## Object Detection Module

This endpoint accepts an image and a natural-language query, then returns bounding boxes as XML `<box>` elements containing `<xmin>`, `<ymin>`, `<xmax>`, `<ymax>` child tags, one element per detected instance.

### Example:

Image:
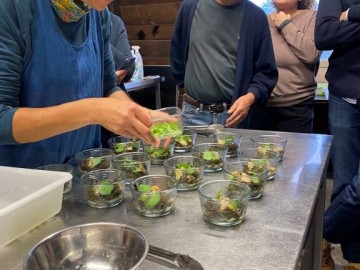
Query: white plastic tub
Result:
<box><xmin>0</xmin><ymin>166</ymin><xmax>71</xmax><ymax>248</ymax></box>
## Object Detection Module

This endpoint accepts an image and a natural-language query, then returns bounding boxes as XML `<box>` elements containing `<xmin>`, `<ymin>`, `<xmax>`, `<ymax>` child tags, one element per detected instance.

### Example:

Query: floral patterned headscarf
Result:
<box><xmin>51</xmin><ymin>0</ymin><xmax>90</xmax><ymax>22</ymax></box>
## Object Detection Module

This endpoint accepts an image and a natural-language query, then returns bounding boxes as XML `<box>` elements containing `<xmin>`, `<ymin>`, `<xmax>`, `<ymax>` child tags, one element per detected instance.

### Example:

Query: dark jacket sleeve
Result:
<box><xmin>348</xmin><ymin>4</ymin><xmax>360</xmax><ymax>22</ymax></box>
<box><xmin>230</xmin><ymin>2</ymin><xmax>278</xmax><ymax>105</ymax></box>
<box><xmin>246</xmin><ymin>10</ymin><xmax>278</xmax><ymax>105</ymax></box>
<box><xmin>170</xmin><ymin>3</ymin><xmax>186</xmax><ymax>88</ymax></box>
<box><xmin>315</xmin><ymin>0</ymin><xmax>360</xmax><ymax>50</ymax></box>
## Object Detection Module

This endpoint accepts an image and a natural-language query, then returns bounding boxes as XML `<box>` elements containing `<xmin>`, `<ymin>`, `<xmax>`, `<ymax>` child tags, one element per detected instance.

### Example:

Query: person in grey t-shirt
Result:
<box><xmin>171</xmin><ymin>0</ymin><xmax>278</xmax><ymax>128</ymax></box>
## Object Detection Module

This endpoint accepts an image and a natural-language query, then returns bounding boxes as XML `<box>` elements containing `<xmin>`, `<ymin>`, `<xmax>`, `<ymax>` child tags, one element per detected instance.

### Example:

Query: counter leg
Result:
<box><xmin>300</xmin><ymin>174</ymin><xmax>326</xmax><ymax>270</ymax></box>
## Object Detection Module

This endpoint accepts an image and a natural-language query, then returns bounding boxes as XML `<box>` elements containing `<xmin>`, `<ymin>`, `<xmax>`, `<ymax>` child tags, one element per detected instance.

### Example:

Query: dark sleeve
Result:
<box><xmin>110</xmin><ymin>13</ymin><xmax>135</xmax><ymax>81</ymax></box>
<box><xmin>0</xmin><ymin>0</ymin><xmax>33</xmax><ymax>144</ymax></box>
<box><xmin>248</xmin><ymin>13</ymin><xmax>278</xmax><ymax>105</ymax></box>
<box><xmin>348</xmin><ymin>4</ymin><xmax>360</xmax><ymax>22</ymax></box>
<box><xmin>170</xmin><ymin>4</ymin><xmax>186</xmax><ymax>88</ymax></box>
<box><xmin>315</xmin><ymin>0</ymin><xmax>360</xmax><ymax>50</ymax></box>
<box><xmin>100</xmin><ymin>9</ymin><xmax>122</xmax><ymax>96</ymax></box>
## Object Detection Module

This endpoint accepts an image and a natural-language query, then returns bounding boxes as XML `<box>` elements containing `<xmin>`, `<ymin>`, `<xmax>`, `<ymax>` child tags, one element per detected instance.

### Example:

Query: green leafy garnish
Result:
<box><xmin>88</xmin><ymin>157</ymin><xmax>102</xmax><ymax>168</ymax></box>
<box><xmin>176</xmin><ymin>162</ymin><xmax>196</xmax><ymax>175</ymax></box>
<box><xmin>97</xmin><ymin>180</ymin><xmax>114</xmax><ymax>196</ymax></box>
<box><xmin>175</xmin><ymin>135</ymin><xmax>192</xmax><ymax>146</ymax></box>
<box><xmin>151</xmin><ymin>121</ymin><xmax>181</xmax><ymax>138</ymax></box>
<box><xmin>252</xmin><ymin>175</ymin><xmax>260</xmax><ymax>184</ymax></box>
<box><xmin>215</xmin><ymin>188</ymin><xmax>224</xmax><ymax>199</ymax></box>
<box><xmin>137</xmin><ymin>184</ymin><xmax>161</xmax><ymax>208</ymax></box>
<box><xmin>115</xmin><ymin>143</ymin><xmax>126</xmax><ymax>153</ymax></box>
<box><xmin>137</xmin><ymin>183</ymin><xmax>152</xmax><ymax>192</ymax></box>
<box><xmin>218</xmin><ymin>135</ymin><xmax>234</xmax><ymax>145</ymax></box>
<box><xmin>145</xmin><ymin>193</ymin><xmax>161</xmax><ymax>208</ymax></box>
<box><xmin>259</xmin><ymin>143</ymin><xmax>272</xmax><ymax>151</ymax></box>
<box><xmin>229</xmin><ymin>199</ymin><xmax>240</xmax><ymax>210</ymax></box>
<box><xmin>202</xmin><ymin>150</ymin><xmax>221</xmax><ymax>161</ymax></box>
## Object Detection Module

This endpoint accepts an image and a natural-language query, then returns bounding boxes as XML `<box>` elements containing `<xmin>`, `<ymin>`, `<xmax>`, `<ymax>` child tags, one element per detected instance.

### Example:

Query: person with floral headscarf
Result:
<box><xmin>0</xmin><ymin>0</ymin><xmax>158</xmax><ymax>168</ymax></box>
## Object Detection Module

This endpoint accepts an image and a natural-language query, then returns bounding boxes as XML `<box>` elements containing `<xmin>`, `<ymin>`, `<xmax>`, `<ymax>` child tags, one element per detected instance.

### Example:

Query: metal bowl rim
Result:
<box><xmin>23</xmin><ymin>222</ymin><xmax>149</xmax><ymax>270</ymax></box>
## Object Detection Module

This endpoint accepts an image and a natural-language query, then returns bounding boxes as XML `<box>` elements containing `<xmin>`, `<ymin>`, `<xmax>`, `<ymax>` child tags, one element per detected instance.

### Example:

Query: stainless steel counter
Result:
<box><xmin>0</xmin><ymin>129</ymin><xmax>332</xmax><ymax>270</ymax></box>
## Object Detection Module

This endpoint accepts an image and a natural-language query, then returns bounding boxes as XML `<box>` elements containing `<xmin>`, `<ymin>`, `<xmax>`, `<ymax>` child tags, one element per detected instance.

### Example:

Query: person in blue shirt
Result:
<box><xmin>315</xmin><ymin>1</ymin><xmax>360</xmax><ymax>269</ymax></box>
<box><xmin>170</xmin><ymin>0</ymin><xmax>278</xmax><ymax>128</ymax></box>
<box><xmin>102</xmin><ymin>4</ymin><xmax>136</xmax><ymax>147</ymax></box>
<box><xmin>108</xmin><ymin>3</ymin><xmax>135</xmax><ymax>85</ymax></box>
<box><xmin>0</xmin><ymin>0</ymin><xmax>158</xmax><ymax>168</ymax></box>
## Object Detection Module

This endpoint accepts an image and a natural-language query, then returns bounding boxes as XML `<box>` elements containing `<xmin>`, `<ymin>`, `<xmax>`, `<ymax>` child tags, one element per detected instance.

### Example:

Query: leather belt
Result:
<box><xmin>183</xmin><ymin>94</ymin><xmax>231</xmax><ymax>113</ymax></box>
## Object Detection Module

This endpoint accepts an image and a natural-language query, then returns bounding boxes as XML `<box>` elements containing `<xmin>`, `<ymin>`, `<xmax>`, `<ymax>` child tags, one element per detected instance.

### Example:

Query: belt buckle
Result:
<box><xmin>208</xmin><ymin>103</ymin><xmax>227</xmax><ymax>113</ymax></box>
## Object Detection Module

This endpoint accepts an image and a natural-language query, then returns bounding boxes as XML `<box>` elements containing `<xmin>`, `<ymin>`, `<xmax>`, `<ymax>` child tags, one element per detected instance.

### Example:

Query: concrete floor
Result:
<box><xmin>325</xmin><ymin>178</ymin><xmax>348</xmax><ymax>269</ymax></box>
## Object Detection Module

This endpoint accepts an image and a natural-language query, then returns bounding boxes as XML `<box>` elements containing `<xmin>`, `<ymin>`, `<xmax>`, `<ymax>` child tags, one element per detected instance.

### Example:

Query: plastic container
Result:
<box><xmin>0</xmin><ymin>166</ymin><xmax>71</xmax><ymax>248</ymax></box>
<box><xmin>131</xmin><ymin>45</ymin><xmax>144</xmax><ymax>80</ymax></box>
<box><xmin>37</xmin><ymin>164</ymin><xmax>73</xmax><ymax>193</ymax></box>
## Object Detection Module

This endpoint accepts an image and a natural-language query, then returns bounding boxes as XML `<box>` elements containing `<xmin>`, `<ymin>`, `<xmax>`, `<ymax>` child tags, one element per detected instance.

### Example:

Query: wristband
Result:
<box><xmin>278</xmin><ymin>19</ymin><xmax>291</xmax><ymax>32</ymax></box>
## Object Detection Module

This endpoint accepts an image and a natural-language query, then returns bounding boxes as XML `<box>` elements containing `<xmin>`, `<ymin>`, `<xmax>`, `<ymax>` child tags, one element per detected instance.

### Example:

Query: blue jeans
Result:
<box><xmin>323</xmin><ymin>94</ymin><xmax>360</xmax><ymax>262</ymax></box>
<box><xmin>182</xmin><ymin>101</ymin><xmax>229</xmax><ymax>126</ymax></box>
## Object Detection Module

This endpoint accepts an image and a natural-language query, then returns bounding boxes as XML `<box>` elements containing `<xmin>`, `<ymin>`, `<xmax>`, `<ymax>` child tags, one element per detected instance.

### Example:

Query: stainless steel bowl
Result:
<box><xmin>24</xmin><ymin>222</ymin><xmax>149</xmax><ymax>270</ymax></box>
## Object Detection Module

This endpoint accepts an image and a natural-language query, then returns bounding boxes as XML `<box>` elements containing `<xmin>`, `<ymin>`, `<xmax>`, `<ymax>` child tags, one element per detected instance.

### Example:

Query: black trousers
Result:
<box><xmin>248</xmin><ymin>97</ymin><xmax>315</xmax><ymax>133</ymax></box>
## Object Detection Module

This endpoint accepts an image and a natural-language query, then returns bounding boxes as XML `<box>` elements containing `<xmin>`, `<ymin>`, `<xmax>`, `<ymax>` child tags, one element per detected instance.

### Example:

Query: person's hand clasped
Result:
<box><xmin>340</xmin><ymin>10</ymin><xmax>348</xmax><ymax>21</ymax></box>
<box><xmin>270</xmin><ymin>11</ymin><xmax>291</xmax><ymax>28</ymax></box>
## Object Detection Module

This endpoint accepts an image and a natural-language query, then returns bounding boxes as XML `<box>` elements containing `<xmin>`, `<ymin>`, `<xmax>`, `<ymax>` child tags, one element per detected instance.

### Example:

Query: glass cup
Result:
<box><xmin>108</xmin><ymin>136</ymin><xmax>141</xmax><ymax>155</ymax></box>
<box><xmin>239</xmin><ymin>148</ymin><xmax>280</xmax><ymax>180</ymax></box>
<box><xmin>80</xmin><ymin>169</ymin><xmax>126</xmax><ymax>208</ymax></box>
<box><xmin>112</xmin><ymin>152</ymin><xmax>151</xmax><ymax>185</ymax></box>
<box><xmin>198</xmin><ymin>180</ymin><xmax>251</xmax><ymax>226</ymax></box>
<box><xmin>174</xmin><ymin>129</ymin><xmax>197</xmax><ymax>153</ymax></box>
<box><xmin>143</xmin><ymin>141</ymin><xmax>175</xmax><ymax>165</ymax></box>
<box><xmin>209</xmin><ymin>131</ymin><xmax>242</xmax><ymax>158</ymax></box>
<box><xmin>223</xmin><ymin>161</ymin><xmax>268</xmax><ymax>199</ymax></box>
<box><xmin>130</xmin><ymin>175</ymin><xmax>178</xmax><ymax>217</ymax></box>
<box><xmin>251</xmin><ymin>135</ymin><xmax>287</xmax><ymax>162</ymax></box>
<box><xmin>75</xmin><ymin>148</ymin><xmax>113</xmax><ymax>174</ymax></box>
<box><xmin>163</xmin><ymin>156</ymin><xmax>204</xmax><ymax>191</ymax></box>
<box><xmin>192</xmin><ymin>143</ymin><xmax>228</xmax><ymax>172</ymax></box>
<box><xmin>150</xmin><ymin>107</ymin><xmax>183</xmax><ymax>139</ymax></box>
<box><xmin>37</xmin><ymin>164</ymin><xmax>73</xmax><ymax>194</ymax></box>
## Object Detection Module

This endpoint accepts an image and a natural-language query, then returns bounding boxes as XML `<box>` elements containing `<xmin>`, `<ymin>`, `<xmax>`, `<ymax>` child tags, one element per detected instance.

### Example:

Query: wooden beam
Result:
<box><xmin>119</xmin><ymin>3</ymin><xmax>181</xmax><ymax>24</ymax></box>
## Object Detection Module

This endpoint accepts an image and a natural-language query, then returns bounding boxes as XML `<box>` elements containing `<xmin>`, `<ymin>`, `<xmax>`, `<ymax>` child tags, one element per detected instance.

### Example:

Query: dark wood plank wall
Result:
<box><xmin>112</xmin><ymin>0</ymin><xmax>183</xmax><ymax>65</ymax></box>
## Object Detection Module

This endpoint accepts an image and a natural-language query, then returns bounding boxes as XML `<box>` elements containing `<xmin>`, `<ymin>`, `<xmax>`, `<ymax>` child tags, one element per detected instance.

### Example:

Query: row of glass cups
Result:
<box><xmin>74</xmin><ymin>149</ymin><xmax>280</xmax><ymax>225</ymax></box>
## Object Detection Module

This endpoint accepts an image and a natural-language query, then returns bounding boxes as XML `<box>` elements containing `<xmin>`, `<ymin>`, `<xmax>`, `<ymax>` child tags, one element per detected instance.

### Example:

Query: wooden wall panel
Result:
<box><xmin>112</xmin><ymin>0</ymin><xmax>182</xmax><ymax>66</ymax></box>
<box><xmin>119</xmin><ymin>3</ymin><xmax>181</xmax><ymax>25</ymax></box>
<box><xmin>130</xmin><ymin>40</ymin><xmax>170</xmax><ymax>58</ymax></box>
<box><xmin>142</xmin><ymin>58</ymin><xmax>170</xmax><ymax>65</ymax></box>
<box><xmin>126</xmin><ymin>25</ymin><xmax>174</xmax><ymax>40</ymax></box>
<box><xmin>119</xmin><ymin>0</ymin><xmax>181</xmax><ymax>5</ymax></box>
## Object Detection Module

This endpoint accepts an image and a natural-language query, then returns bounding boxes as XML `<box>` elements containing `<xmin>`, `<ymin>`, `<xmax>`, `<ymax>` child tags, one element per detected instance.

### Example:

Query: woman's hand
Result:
<box><xmin>96</xmin><ymin>92</ymin><xmax>157</xmax><ymax>145</ymax></box>
<box><xmin>115</xmin><ymin>70</ymin><xmax>128</xmax><ymax>85</ymax></box>
<box><xmin>340</xmin><ymin>10</ymin><xmax>348</xmax><ymax>21</ymax></box>
<box><xmin>270</xmin><ymin>11</ymin><xmax>291</xmax><ymax>28</ymax></box>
